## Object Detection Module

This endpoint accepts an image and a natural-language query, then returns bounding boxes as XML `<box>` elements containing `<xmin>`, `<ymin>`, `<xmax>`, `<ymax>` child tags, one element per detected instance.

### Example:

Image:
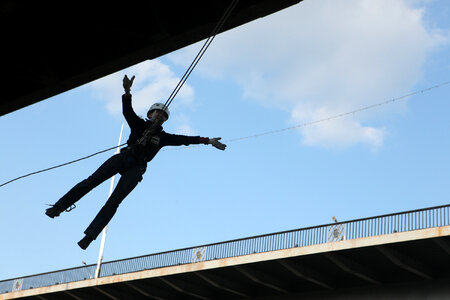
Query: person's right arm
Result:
<box><xmin>122</xmin><ymin>93</ymin><xmax>143</xmax><ymax>129</ymax></box>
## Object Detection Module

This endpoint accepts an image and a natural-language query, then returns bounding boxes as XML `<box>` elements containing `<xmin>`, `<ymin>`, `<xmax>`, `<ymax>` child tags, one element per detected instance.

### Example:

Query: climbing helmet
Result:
<box><xmin>147</xmin><ymin>103</ymin><xmax>170</xmax><ymax>120</ymax></box>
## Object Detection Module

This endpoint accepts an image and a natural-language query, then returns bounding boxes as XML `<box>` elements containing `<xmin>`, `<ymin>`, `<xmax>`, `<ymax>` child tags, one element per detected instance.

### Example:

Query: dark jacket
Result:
<box><xmin>121</xmin><ymin>94</ymin><xmax>206</xmax><ymax>162</ymax></box>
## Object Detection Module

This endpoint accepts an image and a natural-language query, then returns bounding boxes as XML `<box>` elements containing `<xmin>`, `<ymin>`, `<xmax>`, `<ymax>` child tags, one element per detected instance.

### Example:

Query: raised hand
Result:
<box><xmin>123</xmin><ymin>75</ymin><xmax>135</xmax><ymax>94</ymax></box>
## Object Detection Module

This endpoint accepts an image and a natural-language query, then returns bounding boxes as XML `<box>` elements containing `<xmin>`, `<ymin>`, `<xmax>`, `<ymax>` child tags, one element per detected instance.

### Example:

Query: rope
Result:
<box><xmin>163</xmin><ymin>0</ymin><xmax>239</xmax><ymax>110</ymax></box>
<box><xmin>1</xmin><ymin>84</ymin><xmax>448</xmax><ymax>189</ymax></box>
<box><xmin>0</xmin><ymin>143</ymin><xmax>127</xmax><ymax>188</ymax></box>
<box><xmin>224</xmin><ymin>80</ymin><xmax>450</xmax><ymax>143</ymax></box>
<box><xmin>162</xmin><ymin>80</ymin><xmax>450</xmax><ymax>151</ymax></box>
<box><xmin>139</xmin><ymin>0</ymin><xmax>239</xmax><ymax>149</ymax></box>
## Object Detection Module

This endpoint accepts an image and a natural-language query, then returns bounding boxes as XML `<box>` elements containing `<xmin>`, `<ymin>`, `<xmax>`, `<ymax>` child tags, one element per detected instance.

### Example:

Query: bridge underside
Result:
<box><xmin>7</xmin><ymin>227</ymin><xmax>450</xmax><ymax>300</ymax></box>
<box><xmin>0</xmin><ymin>0</ymin><xmax>301</xmax><ymax>116</ymax></box>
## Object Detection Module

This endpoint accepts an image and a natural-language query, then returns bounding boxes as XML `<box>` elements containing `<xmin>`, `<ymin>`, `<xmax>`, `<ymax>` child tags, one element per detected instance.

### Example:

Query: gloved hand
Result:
<box><xmin>209</xmin><ymin>137</ymin><xmax>226</xmax><ymax>151</ymax></box>
<box><xmin>123</xmin><ymin>75</ymin><xmax>135</xmax><ymax>94</ymax></box>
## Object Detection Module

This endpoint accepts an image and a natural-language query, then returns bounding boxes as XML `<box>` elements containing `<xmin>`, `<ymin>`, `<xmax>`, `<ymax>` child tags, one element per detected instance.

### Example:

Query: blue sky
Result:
<box><xmin>1</xmin><ymin>0</ymin><xmax>449</xmax><ymax>280</ymax></box>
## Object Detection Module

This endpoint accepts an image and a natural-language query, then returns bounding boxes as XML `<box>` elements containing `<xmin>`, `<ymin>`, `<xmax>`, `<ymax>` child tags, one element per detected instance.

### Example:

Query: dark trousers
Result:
<box><xmin>54</xmin><ymin>151</ymin><xmax>146</xmax><ymax>240</ymax></box>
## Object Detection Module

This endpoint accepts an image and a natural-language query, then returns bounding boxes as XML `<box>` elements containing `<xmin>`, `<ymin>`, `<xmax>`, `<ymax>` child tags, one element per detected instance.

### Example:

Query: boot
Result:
<box><xmin>45</xmin><ymin>205</ymin><xmax>63</xmax><ymax>218</ymax></box>
<box><xmin>78</xmin><ymin>235</ymin><xmax>94</xmax><ymax>250</ymax></box>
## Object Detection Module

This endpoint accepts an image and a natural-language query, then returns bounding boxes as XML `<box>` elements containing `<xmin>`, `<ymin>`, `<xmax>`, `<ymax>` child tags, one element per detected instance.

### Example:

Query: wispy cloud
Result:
<box><xmin>169</xmin><ymin>0</ymin><xmax>447</xmax><ymax>149</ymax></box>
<box><xmin>172</xmin><ymin>113</ymin><xmax>198</xmax><ymax>136</ymax></box>
<box><xmin>89</xmin><ymin>59</ymin><xmax>194</xmax><ymax>117</ymax></box>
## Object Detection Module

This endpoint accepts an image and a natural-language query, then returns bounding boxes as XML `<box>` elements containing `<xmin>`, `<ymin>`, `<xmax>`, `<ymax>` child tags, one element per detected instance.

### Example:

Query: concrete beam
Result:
<box><xmin>124</xmin><ymin>282</ymin><xmax>170</xmax><ymax>300</ymax></box>
<box><xmin>159</xmin><ymin>277</ymin><xmax>211</xmax><ymax>300</ymax></box>
<box><xmin>278</xmin><ymin>260</ymin><xmax>334</xmax><ymax>289</ymax></box>
<box><xmin>195</xmin><ymin>272</ymin><xmax>250</xmax><ymax>298</ymax></box>
<box><xmin>324</xmin><ymin>253</ymin><xmax>380</xmax><ymax>284</ymax></box>
<box><xmin>123</xmin><ymin>282</ymin><xmax>153</xmax><ymax>299</ymax></box>
<box><xmin>93</xmin><ymin>286</ymin><xmax>119</xmax><ymax>300</ymax></box>
<box><xmin>64</xmin><ymin>291</ymin><xmax>83</xmax><ymax>300</ymax></box>
<box><xmin>234</xmin><ymin>265</ymin><xmax>289</xmax><ymax>294</ymax></box>
<box><xmin>376</xmin><ymin>246</ymin><xmax>432</xmax><ymax>280</ymax></box>
<box><xmin>434</xmin><ymin>237</ymin><xmax>450</xmax><ymax>255</ymax></box>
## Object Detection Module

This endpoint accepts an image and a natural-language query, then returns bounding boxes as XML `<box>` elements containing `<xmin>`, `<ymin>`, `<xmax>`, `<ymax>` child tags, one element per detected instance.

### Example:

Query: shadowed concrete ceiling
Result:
<box><xmin>0</xmin><ymin>0</ymin><xmax>301</xmax><ymax>116</ymax></box>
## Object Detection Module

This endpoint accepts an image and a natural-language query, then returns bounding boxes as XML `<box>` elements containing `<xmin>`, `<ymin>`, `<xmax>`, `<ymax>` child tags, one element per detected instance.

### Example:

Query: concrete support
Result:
<box><xmin>376</xmin><ymin>246</ymin><xmax>432</xmax><ymax>279</ymax></box>
<box><xmin>124</xmin><ymin>282</ymin><xmax>170</xmax><ymax>300</ymax></box>
<box><xmin>278</xmin><ymin>260</ymin><xmax>334</xmax><ymax>289</ymax></box>
<box><xmin>195</xmin><ymin>272</ymin><xmax>249</xmax><ymax>298</ymax></box>
<box><xmin>123</xmin><ymin>282</ymin><xmax>154</xmax><ymax>299</ymax></box>
<box><xmin>159</xmin><ymin>277</ymin><xmax>210</xmax><ymax>300</ymax></box>
<box><xmin>324</xmin><ymin>253</ymin><xmax>380</xmax><ymax>284</ymax></box>
<box><xmin>254</xmin><ymin>279</ymin><xmax>450</xmax><ymax>300</ymax></box>
<box><xmin>434</xmin><ymin>237</ymin><xmax>450</xmax><ymax>255</ymax></box>
<box><xmin>93</xmin><ymin>286</ymin><xmax>119</xmax><ymax>300</ymax></box>
<box><xmin>64</xmin><ymin>291</ymin><xmax>83</xmax><ymax>300</ymax></box>
<box><xmin>234</xmin><ymin>265</ymin><xmax>289</xmax><ymax>294</ymax></box>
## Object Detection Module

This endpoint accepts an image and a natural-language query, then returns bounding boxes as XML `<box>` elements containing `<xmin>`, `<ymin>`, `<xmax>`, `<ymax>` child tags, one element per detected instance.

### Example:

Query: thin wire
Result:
<box><xmin>0</xmin><ymin>143</ymin><xmax>127</xmax><ymax>188</ymax></box>
<box><xmin>1</xmin><ymin>81</ymin><xmax>448</xmax><ymax>187</ymax></box>
<box><xmin>225</xmin><ymin>80</ymin><xmax>450</xmax><ymax>143</ymax></box>
<box><xmin>164</xmin><ymin>0</ymin><xmax>239</xmax><ymax>109</ymax></box>
<box><xmin>163</xmin><ymin>80</ymin><xmax>450</xmax><ymax>151</ymax></box>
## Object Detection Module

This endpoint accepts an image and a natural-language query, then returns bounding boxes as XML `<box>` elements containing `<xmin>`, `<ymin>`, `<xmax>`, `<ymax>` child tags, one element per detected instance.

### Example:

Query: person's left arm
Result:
<box><xmin>160</xmin><ymin>132</ymin><xmax>226</xmax><ymax>150</ymax></box>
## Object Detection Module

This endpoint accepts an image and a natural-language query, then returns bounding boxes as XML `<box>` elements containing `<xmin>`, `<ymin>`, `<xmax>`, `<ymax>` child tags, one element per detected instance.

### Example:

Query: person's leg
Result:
<box><xmin>46</xmin><ymin>153</ymin><xmax>124</xmax><ymax>218</ymax></box>
<box><xmin>78</xmin><ymin>164</ymin><xmax>144</xmax><ymax>249</ymax></box>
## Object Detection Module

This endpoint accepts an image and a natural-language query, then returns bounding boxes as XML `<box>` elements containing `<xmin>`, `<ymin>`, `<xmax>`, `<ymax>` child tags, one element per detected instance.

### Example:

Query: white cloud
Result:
<box><xmin>169</xmin><ymin>0</ymin><xmax>446</xmax><ymax>148</ymax></box>
<box><xmin>298</xmin><ymin>113</ymin><xmax>386</xmax><ymax>150</ymax></box>
<box><xmin>171</xmin><ymin>113</ymin><xmax>198</xmax><ymax>136</ymax></box>
<box><xmin>89</xmin><ymin>59</ymin><xmax>194</xmax><ymax>117</ymax></box>
<box><xmin>175</xmin><ymin>124</ymin><xmax>197</xmax><ymax>136</ymax></box>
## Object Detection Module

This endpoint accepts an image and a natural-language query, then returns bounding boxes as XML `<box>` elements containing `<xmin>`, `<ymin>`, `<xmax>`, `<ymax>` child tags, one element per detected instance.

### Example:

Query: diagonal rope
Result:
<box><xmin>164</xmin><ymin>0</ymin><xmax>239</xmax><ymax>109</ymax></box>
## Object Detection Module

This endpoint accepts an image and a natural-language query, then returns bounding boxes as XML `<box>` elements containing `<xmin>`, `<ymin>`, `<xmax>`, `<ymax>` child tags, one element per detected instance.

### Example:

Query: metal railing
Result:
<box><xmin>1</xmin><ymin>204</ymin><xmax>449</xmax><ymax>294</ymax></box>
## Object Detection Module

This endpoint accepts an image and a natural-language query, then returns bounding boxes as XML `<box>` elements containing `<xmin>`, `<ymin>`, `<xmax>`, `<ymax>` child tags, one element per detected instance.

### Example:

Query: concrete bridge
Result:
<box><xmin>1</xmin><ymin>204</ymin><xmax>449</xmax><ymax>299</ymax></box>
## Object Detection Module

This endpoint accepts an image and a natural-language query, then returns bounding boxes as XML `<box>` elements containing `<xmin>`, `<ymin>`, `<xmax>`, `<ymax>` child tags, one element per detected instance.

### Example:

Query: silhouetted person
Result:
<box><xmin>46</xmin><ymin>75</ymin><xmax>226</xmax><ymax>249</ymax></box>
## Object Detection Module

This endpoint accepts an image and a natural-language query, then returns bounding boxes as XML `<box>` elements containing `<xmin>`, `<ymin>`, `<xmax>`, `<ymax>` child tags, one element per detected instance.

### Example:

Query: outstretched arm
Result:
<box><xmin>161</xmin><ymin>134</ymin><xmax>227</xmax><ymax>150</ymax></box>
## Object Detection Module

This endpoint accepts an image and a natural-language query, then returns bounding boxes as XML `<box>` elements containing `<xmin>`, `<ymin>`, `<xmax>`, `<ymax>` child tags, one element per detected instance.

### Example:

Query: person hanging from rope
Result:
<box><xmin>45</xmin><ymin>75</ymin><xmax>226</xmax><ymax>250</ymax></box>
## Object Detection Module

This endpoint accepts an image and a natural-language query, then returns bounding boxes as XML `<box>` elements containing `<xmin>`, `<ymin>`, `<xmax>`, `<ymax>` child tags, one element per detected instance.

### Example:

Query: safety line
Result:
<box><xmin>164</xmin><ymin>0</ymin><xmax>239</xmax><ymax>109</ymax></box>
<box><xmin>0</xmin><ymin>143</ymin><xmax>126</xmax><ymax>188</ymax></box>
<box><xmin>225</xmin><ymin>80</ymin><xmax>450</xmax><ymax>143</ymax></box>
<box><xmin>164</xmin><ymin>80</ymin><xmax>450</xmax><ymax>151</ymax></box>
<box><xmin>0</xmin><ymin>81</ymin><xmax>448</xmax><ymax>188</ymax></box>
